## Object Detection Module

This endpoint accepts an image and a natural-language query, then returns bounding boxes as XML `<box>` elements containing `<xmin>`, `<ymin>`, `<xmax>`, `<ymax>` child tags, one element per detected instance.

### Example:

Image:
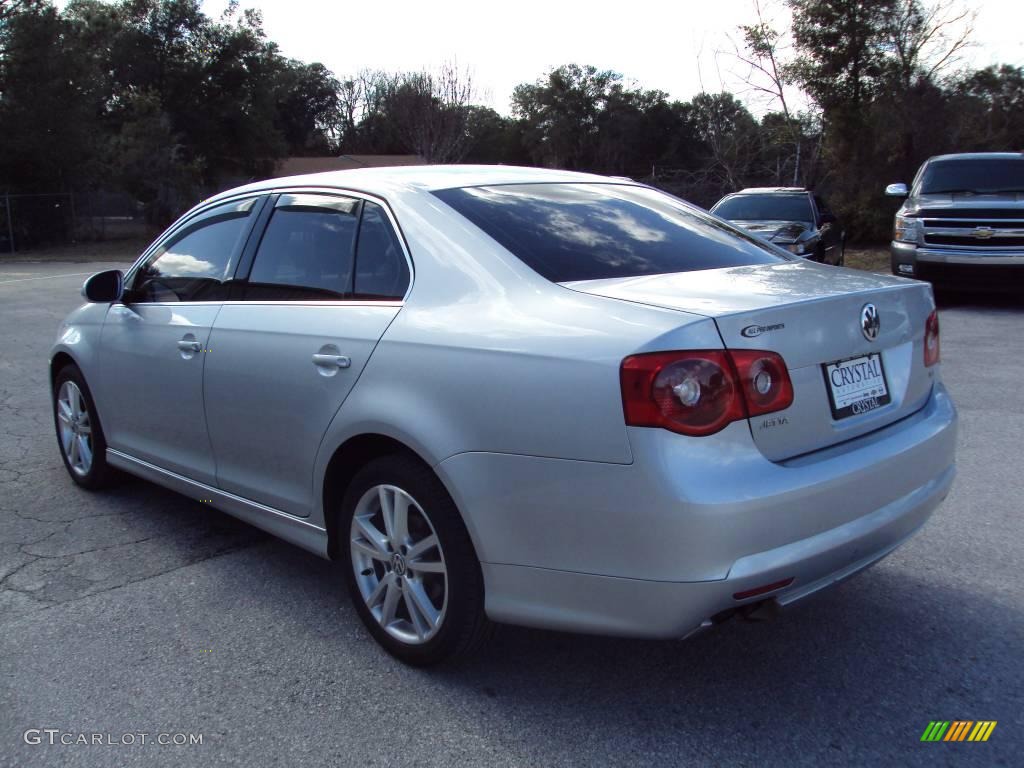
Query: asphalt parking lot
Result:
<box><xmin>1</xmin><ymin>260</ymin><xmax>1021</xmax><ymax>767</ymax></box>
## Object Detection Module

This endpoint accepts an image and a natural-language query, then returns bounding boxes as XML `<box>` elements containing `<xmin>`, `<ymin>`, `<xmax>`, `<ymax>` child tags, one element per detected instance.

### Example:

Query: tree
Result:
<box><xmin>385</xmin><ymin>63</ymin><xmax>477</xmax><ymax>163</ymax></box>
<box><xmin>730</xmin><ymin>0</ymin><xmax>819</xmax><ymax>185</ymax></box>
<box><xmin>882</xmin><ymin>0</ymin><xmax>974</xmax><ymax>91</ymax></box>
<box><xmin>787</xmin><ymin>0</ymin><xmax>896</xmax><ymax>114</ymax></box>
<box><xmin>0</xmin><ymin>0</ymin><xmax>42</xmax><ymax>55</ymax></box>
<box><xmin>512</xmin><ymin>64</ymin><xmax>620</xmax><ymax>169</ymax></box>
<box><xmin>0</xmin><ymin>3</ymin><xmax>104</xmax><ymax>192</ymax></box>
<box><xmin>952</xmin><ymin>65</ymin><xmax>1024</xmax><ymax>150</ymax></box>
<box><xmin>689</xmin><ymin>92</ymin><xmax>761</xmax><ymax>190</ymax></box>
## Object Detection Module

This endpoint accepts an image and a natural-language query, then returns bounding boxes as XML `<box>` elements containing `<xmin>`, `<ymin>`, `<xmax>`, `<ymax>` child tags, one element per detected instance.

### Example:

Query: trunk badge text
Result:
<box><xmin>741</xmin><ymin>322</ymin><xmax>786</xmax><ymax>338</ymax></box>
<box><xmin>861</xmin><ymin>303</ymin><xmax>881</xmax><ymax>341</ymax></box>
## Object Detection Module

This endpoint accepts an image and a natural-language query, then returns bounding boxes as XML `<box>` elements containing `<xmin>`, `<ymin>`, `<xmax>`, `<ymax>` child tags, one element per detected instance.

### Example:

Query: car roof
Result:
<box><xmin>732</xmin><ymin>187</ymin><xmax>809</xmax><ymax>194</ymax></box>
<box><xmin>927</xmin><ymin>152</ymin><xmax>1024</xmax><ymax>162</ymax></box>
<box><xmin>206</xmin><ymin>164</ymin><xmax>614</xmax><ymax>204</ymax></box>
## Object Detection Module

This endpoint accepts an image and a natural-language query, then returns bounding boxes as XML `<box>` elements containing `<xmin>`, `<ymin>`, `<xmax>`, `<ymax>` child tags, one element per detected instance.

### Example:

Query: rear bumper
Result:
<box><xmin>483</xmin><ymin>463</ymin><xmax>951</xmax><ymax>638</ymax></box>
<box><xmin>440</xmin><ymin>384</ymin><xmax>957</xmax><ymax>638</ymax></box>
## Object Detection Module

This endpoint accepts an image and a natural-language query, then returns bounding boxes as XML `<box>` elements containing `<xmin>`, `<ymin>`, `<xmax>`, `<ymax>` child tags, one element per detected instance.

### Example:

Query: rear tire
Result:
<box><xmin>53</xmin><ymin>364</ymin><xmax>117</xmax><ymax>490</ymax></box>
<box><xmin>338</xmin><ymin>454</ymin><xmax>492</xmax><ymax>665</ymax></box>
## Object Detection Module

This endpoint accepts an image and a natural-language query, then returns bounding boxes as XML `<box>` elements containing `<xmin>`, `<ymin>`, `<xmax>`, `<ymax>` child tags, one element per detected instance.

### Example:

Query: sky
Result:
<box><xmin>207</xmin><ymin>0</ymin><xmax>1022</xmax><ymax>115</ymax></box>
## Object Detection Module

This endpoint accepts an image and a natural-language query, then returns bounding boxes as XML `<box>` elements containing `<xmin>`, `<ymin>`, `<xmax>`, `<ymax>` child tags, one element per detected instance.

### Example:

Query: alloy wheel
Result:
<box><xmin>349</xmin><ymin>484</ymin><xmax>448</xmax><ymax>645</ymax></box>
<box><xmin>56</xmin><ymin>380</ymin><xmax>93</xmax><ymax>476</ymax></box>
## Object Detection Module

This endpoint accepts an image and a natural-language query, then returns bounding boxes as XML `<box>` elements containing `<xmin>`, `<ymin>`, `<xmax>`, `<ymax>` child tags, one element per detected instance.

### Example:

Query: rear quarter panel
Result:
<box><xmin>309</xmin><ymin>187</ymin><xmax>724</xmax><ymax>529</ymax></box>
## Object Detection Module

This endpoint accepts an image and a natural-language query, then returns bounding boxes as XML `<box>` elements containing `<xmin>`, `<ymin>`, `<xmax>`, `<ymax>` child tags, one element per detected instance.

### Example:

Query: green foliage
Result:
<box><xmin>0</xmin><ymin>0</ymin><xmax>1020</xmax><ymax>242</ymax></box>
<box><xmin>0</xmin><ymin>0</ymin><xmax>340</xmax><ymax>224</ymax></box>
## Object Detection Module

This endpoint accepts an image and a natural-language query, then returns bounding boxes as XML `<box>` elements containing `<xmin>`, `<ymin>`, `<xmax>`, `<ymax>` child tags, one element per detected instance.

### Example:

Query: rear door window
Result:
<box><xmin>245</xmin><ymin>194</ymin><xmax>359</xmax><ymax>301</ymax></box>
<box><xmin>353</xmin><ymin>201</ymin><xmax>409</xmax><ymax>300</ymax></box>
<box><xmin>433</xmin><ymin>183</ymin><xmax>786</xmax><ymax>283</ymax></box>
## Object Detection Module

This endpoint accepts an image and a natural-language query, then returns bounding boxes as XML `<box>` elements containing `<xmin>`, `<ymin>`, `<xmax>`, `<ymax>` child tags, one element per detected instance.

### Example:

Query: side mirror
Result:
<box><xmin>81</xmin><ymin>270</ymin><xmax>124</xmax><ymax>303</ymax></box>
<box><xmin>885</xmin><ymin>183</ymin><xmax>908</xmax><ymax>197</ymax></box>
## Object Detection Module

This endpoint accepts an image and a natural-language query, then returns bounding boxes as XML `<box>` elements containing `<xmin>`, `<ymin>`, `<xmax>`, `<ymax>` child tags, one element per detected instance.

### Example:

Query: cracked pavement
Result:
<box><xmin>0</xmin><ymin>261</ymin><xmax>1021</xmax><ymax>767</ymax></box>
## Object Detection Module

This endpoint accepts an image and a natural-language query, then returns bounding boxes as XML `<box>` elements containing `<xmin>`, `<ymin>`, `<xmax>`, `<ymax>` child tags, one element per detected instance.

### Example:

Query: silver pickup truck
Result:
<box><xmin>887</xmin><ymin>152</ymin><xmax>1024</xmax><ymax>289</ymax></box>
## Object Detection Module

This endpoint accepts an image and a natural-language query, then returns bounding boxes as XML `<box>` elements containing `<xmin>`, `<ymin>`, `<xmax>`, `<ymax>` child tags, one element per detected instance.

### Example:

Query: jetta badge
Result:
<box><xmin>861</xmin><ymin>303</ymin><xmax>881</xmax><ymax>341</ymax></box>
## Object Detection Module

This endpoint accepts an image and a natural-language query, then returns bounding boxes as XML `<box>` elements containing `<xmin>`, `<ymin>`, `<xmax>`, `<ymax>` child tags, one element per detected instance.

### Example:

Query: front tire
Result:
<box><xmin>339</xmin><ymin>455</ymin><xmax>492</xmax><ymax>665</ymax></box>
<box><xmin>53</xmin><ymin>364</ymin><xmax>117</xmax><ymax>490</ymax></box>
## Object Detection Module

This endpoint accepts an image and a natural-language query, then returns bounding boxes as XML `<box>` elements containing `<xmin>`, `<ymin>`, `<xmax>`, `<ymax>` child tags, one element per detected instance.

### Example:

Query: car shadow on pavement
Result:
<box><xmin>936</xmin><ymin>289</ymin><xmax>1023</xmax><ymax>311</ymax></box>
<box><xmin>226</xmin><ymin>530</ymin><xmax>1020</xmax><ymax>766</ymax></box>
<box><xmin>15</xmin><ymin>479</ymin><xmax>1014</xmax><ymax>767</ymax></box>
<box><xmin>434</xmin><ymin>569</ymin><xmax>1020</xmax><ymax>766</ymax></box>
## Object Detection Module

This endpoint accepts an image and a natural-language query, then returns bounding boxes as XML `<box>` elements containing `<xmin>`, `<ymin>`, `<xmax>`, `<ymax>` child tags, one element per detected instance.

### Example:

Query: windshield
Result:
<box><xmin>433</xmin><ymin>183</ymin><xmax>788</xmax><ymax>283</ymax></box>
<box><xmin>919</xmin><ymin>158</ymin><xmax>1024</xmax><ymax>194</ymax></box>
<box><xmin>711</xmin><ymin>194</ymin><xmax>813</xmax><ymax>222</ymax></box>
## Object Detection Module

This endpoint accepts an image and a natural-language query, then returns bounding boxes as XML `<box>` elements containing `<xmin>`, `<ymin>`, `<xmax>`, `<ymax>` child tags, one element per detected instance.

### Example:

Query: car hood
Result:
<box><xmin>727</xmin><ymin>219</ymin><xmax>813</xmax><ymax>243</ymax></box>
<box><xmin>905</xmin><ymin>191</ymin><xmax>1024</xmax><ymax>213</ymax></box>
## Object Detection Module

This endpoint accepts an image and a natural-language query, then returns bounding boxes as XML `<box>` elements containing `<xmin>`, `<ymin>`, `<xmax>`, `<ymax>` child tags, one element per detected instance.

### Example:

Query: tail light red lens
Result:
<box><xmin>621</xmin><ymin>349</ymin><xmax>793</xmax><ymax>436</ymax></box>
<box><xmin>924</xmin><ymin>310</ymin><xmax>940</xmax><ymax>367</ymax></box>
<box><xmin>728</xmin><ymin>350</ymin><xmax>795</xmax><ymax>417</ymax></box>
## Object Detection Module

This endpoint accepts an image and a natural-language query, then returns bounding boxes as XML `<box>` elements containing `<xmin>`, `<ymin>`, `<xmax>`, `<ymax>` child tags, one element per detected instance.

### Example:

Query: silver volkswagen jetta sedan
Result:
<box><xmin>51</xmin><ymin>166</ymin><xmax>956</xmax><ymax>665</ymax></box>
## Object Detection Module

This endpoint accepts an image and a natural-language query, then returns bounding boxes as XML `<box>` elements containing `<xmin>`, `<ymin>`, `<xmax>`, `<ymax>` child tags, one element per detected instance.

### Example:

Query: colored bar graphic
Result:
<box><xmin>945</xmin><ymin>721</ymin><xmax>972</xmax><ymax>741</ymax></box>
<box><xmin>922</xmin><ymin>721</ymin><xmax>996</xmax><ymax>742</ymax></box>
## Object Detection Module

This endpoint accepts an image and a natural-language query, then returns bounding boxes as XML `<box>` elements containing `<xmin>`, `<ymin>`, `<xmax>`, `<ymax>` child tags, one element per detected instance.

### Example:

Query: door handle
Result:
<box><xmin>177</xmin><ymin>340</ymin><xmax>202</xmax><ymax>353</ymax></box>
<box><xmin>312</xmin><ymin>353</ymin><xmax>351</xmax><ymax>369</ymax></box>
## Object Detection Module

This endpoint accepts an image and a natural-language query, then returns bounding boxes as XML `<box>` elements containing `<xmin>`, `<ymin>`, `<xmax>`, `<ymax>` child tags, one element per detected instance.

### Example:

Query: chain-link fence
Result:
<box><xmin>0</xmin><ymin>191</ymin><xmax>150</xmax><ymax>254</ymax></box>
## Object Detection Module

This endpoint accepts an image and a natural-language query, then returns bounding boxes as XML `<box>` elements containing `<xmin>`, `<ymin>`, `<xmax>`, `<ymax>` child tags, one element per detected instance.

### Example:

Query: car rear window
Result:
<box><xmin>433</xmin><ymin>183</ymin><xmax>787</xmax><ymax>283</ymax></box>
<box><xmin>712</xmin><ymin>194</ymin><xmax>813</xmax><ymax>222</ymax></box>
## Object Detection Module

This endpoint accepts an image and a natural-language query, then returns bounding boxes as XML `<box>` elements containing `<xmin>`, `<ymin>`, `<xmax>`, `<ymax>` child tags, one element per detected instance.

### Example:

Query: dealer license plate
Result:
<box><xmin>822</xmin><ymin>353</ymin><xmax>891</xmax><ymax>420</ymax></box>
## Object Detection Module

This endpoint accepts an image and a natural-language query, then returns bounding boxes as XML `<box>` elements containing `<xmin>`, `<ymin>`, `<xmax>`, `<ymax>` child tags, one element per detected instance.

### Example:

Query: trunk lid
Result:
<box><xmin>564</xmin><ymin>261</ymin><xmax>938</xmax><ymax>461</ymax></box>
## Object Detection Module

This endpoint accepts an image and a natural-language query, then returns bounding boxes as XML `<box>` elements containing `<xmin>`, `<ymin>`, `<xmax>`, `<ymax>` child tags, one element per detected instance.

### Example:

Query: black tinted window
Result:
<box><xmin>919</xmin><ymin>158</ymin><xmax>1024</xmax><ymax>195</ymax></box>
<box><xmin>133</xmin><ymin>199</ymin><xmax>254</xmax><ymax>302</ymax></box>
<box><xmin>712</xmin><ymin>194</ymin><xmax>813</xmax><ymax>222</ymax></box>
<box><xmin>246</xmin><ymin>195</ymin><xmax>359</xmax><ymax>301</ymax></box>
<box><xmin>354</xmin><ymin>202</ymin><xmax>409</xmax><ymax>299</ymax></box>
<box><xmin>434</xmin><ymin>184</ymin><xmax>785</xmax><ymax>283</ymax></box>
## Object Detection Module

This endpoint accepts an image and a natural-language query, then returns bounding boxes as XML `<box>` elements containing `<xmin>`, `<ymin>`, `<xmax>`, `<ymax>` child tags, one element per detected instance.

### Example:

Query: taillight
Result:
<box><xmin>924</xmin><ymin>310</ymin><xmax>940</xmax><ymax>367</ymax></box>
<box><xmin>729</xmin><ymin>350</ymin><xmax>795</xmax><ymax>417</ymax></box>
<box><xmin>621</xmin><ymin>349</ymin><xmax>793</xmax><ymax>437</ymax></box>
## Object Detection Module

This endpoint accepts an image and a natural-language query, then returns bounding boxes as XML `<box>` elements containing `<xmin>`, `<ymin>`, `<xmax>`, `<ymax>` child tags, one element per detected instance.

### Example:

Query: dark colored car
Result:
<box><xmin>887</xmin><ymin>152</ymin><xmax>1024</xmax><ymax>290</ymax></box>
<box><xmin>711</xmin><ymin>188</ymin><xmax>845</xmax><ymax>265</ymax></box>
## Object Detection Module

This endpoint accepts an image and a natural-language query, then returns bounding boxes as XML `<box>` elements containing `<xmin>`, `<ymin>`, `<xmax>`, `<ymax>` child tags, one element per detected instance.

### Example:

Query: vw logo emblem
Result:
<box><xmin>861</xmin><ymin>303</ymin><xmax>881</xmax><ymax>342</ymax></box>
<box><xmin>391</xmin><ymin>552</ymin><xmax>407</xmax><ymax>577</ymax></box>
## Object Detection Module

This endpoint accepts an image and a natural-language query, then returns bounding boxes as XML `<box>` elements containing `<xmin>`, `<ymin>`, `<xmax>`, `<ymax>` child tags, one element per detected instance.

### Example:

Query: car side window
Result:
<box><xmin>814</xmin><ymin>196</ymin><xmax>834</xmax><ymax>218</ymax></box>
<box><xmin>354</xmin><ymin>201</ymin><xmax>409</xmax><ymax>300</ymax></box>
<box><xmin>244</xmin><ymin>194</ymin><xmax>360</xmax><ymax>301</ymax></box>
<box><xmin>131</xmin><ymin>198</ymin><xmax>256</xmax><ymax>302</ymax></box>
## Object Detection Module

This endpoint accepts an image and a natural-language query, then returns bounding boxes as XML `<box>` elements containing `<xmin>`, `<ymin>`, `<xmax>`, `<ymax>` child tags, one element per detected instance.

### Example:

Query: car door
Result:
<box><xmin>203</xmin><ymin>193</ymin><xmax>411</xmax><ymax>516</ymax></box>
<box><xmin>98</xmin><ymin>196</ymin><xmax>263</xmax><ymax>484</ymax></box>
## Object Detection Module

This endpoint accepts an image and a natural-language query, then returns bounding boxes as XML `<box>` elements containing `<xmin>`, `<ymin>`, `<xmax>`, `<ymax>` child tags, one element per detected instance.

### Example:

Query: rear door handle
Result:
<box><xmin>312</xmin><ymin>353</ymin><xmax>351</xmax><ymax>369</ymax></box>
<box><xmin>177</xmin><ymin>340</ymin><xmax>202</xmax><ymax>353</ymax></box>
